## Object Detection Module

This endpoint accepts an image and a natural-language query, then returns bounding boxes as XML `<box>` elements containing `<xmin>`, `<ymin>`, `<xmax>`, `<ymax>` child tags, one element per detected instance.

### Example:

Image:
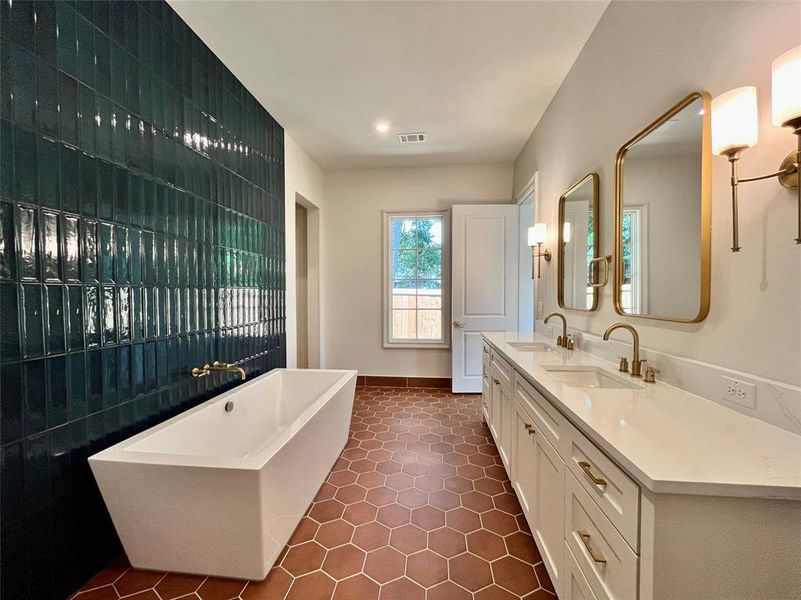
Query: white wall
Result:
<box><xmin>284</xmin><ymin>133</ymin><xmax>324</xmax><ymax>368</ymax></box>
<box><xmin>323</xmin><ymin>164</ymin><xmax>514</xmax><ymax>377</ymax></box>
<box><xmin>514</xmin><ymin>1</ymin><xmax>801</xmax><ymax>386</ymax></box>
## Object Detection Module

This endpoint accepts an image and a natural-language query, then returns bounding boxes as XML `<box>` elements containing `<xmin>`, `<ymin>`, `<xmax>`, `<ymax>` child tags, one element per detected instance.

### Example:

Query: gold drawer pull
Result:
<box><xmin>524</xmin><ymin>423</ymin><xmax>536</xmax><ymax>435</ymax></box>
<box><xmin>493</xmin><ymin>378</ymin><xmax>501</xmax><ymax>385</ymax></box>
<box><xmin>578</xmin><ymin>530</ymin><xmax>607</xmax><ymax>564</ymax></box>
<box><xmin>578</xmin><ymin>461</ymin><xmax>607</xmax><ymax>486</ymax></box>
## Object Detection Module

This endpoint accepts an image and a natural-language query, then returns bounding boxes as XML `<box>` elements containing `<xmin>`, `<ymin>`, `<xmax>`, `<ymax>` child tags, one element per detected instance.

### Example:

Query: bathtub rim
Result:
<box><xmin>88</xmin><ymin>368</ymin><xmax>357</xmax><ymax>471</ymax></box>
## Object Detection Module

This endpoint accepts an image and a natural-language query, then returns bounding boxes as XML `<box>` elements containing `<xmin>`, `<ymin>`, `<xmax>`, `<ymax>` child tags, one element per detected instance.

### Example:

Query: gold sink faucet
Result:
<box><xmin>192</xmin><ymin>361</ymin><xmax>247</xmax><ymax>381</ymax></box>
<box><xmin>602</xmin><ymin>323</ymin><xmax>642</xmax><ymax>377</ymax></box>
<box><xmin>544</xmin><ymin>312</ymin><xmax>570</xmax><ymax>348</ymax></box>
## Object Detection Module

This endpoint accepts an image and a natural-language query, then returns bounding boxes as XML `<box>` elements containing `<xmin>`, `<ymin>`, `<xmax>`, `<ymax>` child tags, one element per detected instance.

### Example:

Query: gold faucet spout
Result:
<box><xmin>191</xmin><ymin>361</ymin><xmax>247</xmax><ymax>381</ymax></box>
<box><xmin>544</xmin><ymin>312</ymin><xmax>568</xmax><ymax>348</ymax></box>
<box><xmin>602</xmin><ymin>323</ymin><xmax>642</xmax><ymax>377</ymax></box>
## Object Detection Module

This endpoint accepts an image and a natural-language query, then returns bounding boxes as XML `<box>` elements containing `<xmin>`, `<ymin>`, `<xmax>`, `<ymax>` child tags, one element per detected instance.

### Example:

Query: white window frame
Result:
<box><xmin>382</xmin><ymin>210</ymin><xmax>451</xmax><ymax>349</ymax></box>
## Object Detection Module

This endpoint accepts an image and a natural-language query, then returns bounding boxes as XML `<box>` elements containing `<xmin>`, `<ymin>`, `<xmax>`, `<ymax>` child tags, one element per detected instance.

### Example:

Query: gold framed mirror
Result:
<box><xmin>558</xmin><ymin>173</ymin><xmax>601</xmax><ymax>311</ymax></box>
<box><xmin>614</xmin><ymin>92</ymin><xmax>712</xmax><ymax>323</ymax></box>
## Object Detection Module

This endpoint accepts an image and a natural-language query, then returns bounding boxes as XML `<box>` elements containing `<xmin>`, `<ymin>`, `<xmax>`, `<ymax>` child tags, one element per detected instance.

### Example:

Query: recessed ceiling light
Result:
<box><xmin>375</xmin><ymin>122</ymin><xmax>390</xmax><ymax>133</ymax></box>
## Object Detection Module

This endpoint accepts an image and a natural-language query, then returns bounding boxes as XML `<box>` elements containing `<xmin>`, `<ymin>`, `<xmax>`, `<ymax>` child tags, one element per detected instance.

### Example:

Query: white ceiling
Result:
<box><xmin>169</xmin><ymin>1</ymin><xmax>609</xmax><ymax>169</ymax></box>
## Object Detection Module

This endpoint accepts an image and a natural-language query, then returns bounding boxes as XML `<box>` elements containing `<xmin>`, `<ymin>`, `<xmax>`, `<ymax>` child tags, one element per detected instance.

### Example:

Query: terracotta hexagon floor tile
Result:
<box><xmin>414</xmin><ymin>474</ymin><xmax>443</xmax><ymax>492</ymax></box>
<box><xmin>484</xmin><ymin>465</ymin><xmax>507</xmax><ymax>481</ymax></box>
<box><xmin>281</xmin><ymin>541</ymin><xmax>326</xmax><ymax>576</ymax></box>
<box><xmin>468</xmin><ymin>453</ymin><xmax>496</xmax><ymax>468</ymax></box>
<box><xmin>389</xmin><ymin>524</ymin><xmax>428</xmax><ymax>554</ymax></box>
<box><xmin>466</xmin><ymin>529</ymin><xmax>507</xmax><ymax>561</ymax></box>
<box><xmin>335</xmin><ymin>484</ymin><xmax>368</xmax><ymax>504</ymax></box>
<box><xmin>474</xmin><ymin>477</ymin><xmax>505</xmax><ymax>496</ymax></box>
<box><xmin>442</xmin><ymin>452</ymin><xmax>469</xmax><ymax>466</ymax></box>
<box><xmin>461</xmin><ymin>490</ymin><xmax>494</xmax><ymax>513</ymax></box>
<box><xmin>456</xmin><ymin>464</ymin><xmax>485</xmax><ymax>480</ymax></box>
<box><xmin>481</xmin><ymin>510</ymin><xmax>519</xmax><ymax>536</ymax></box>
<box><xmin>289</xmin><ymin>517</ymin><xmax>320</xmax><ymax>545</ymax></box>
<box><xmin>445</xmin><ymin>507</ymin><xmax>482</xmax><ymax>533</ymax></box>
<box><xmin>350</xmin><ymin>459</ymin><xmax>378</xmax><ymax>473</ymax></box>
<box><xmin>78</xmin><ymin>559</ymin><xmax>129</xmax><ymax>590</ymax></box>
<box><xmin>73</xmin><ymin>586</ymin><xmax>119</xmax><ymax>600</ymax></box>
<box><xmin>155</xmin><ymin>573</ymin><xmax>206</xmax><ymax>599</ymax></box>
<box><xmin>285</xmin><ymin>571</ymin><xmax>336</xmax><ymax>600</ymax></box>
<box><xmin>124</xmin><ymin>591</ymin><xmax>160</xmax><ymax>600</ymax></box>
<box><xmin>310</xmin><ymin>499</ymin><xmax>347</xmax><ymax>523</ymax></box>
<box><xmin>428</xmin><ymin>527</ymin><xmax>467</xmax><ymax>558</ymax></box>
<box><xmin>429</xmin><ymin>489</ymin><xmax>460</xmax><ymax>511</ymax></box>
<box><xmin>443</xmin><ymin>476</ymin><xmax>472</xmax><ymax>494</ymax></box>
<box><xmin>448</xmin><ymin>553</ymin><xmax>493</xmax><ymax>592</ymax></box>
<box><xmin>352</xmin><ymin>521</ymin><xmax>391</xmax><ymax>551</ymax></box>
<box><xmin>333</xmin><ymin>574</ymin><xmax>380</xmax><ymax>600</ymax></box>
<box><xmin>427</xmin><ymin>580</ymin><xmax>472</xmax><ymax>600</ymax></box>
<box><xmin>411</xmin><ymin>505</ymin><xmax>446</xmax><ymax>531</ymax></box>
<box><xmin>316</xmin><ymin>520</ymin><xmax>355</xmax><ymax>548</ymax></box>
<box><xmin>378</xmin><ymin>577</ymin><xmax>425</xmax><ymax>600</ymax></box>
<box><xmin>376</xmin><ymin>503</ymin><xmax>411</xmax><ymax>528</ymax></box>
<box><xmin>366</xmin><ymin>486</ymin><xmax>397</xmax><ymax>507</ymax></box>
<box><xmin>402</xmin><ymin>462</ymin><xmax>430</xmax><ymax>477</ymax></box>
<box><xmin>430</xmin><ymin>462</ymin><xmax>458</xmax><ymax>479</ymax></box>
<box><xmin>376</xmin><ymin>460</ymin><xmax>403</xmax><ymax>475</ymax></box>
<box><xmin>114</xmin><ymin>570</ymin><xmax>165</xmax><ymax>597</ymax></box>
<box><xmin>406</xmin><ymin>549</ymin><xmax>448</xmax><ymax>588</ymax></box>
<box><xmin>241</xmin><ymin>568</ymin><xmax>292</xmax><ymax>600</ymax></box>
<box><xmin>397</xmin><ymin>487</ymin><xmax>429</xmax><ymax>508</ymax></box>
<box><xmin>474</xmin><ymin>584</ymin><xmax>518</xmax><ymax>600</ymax></box>
<box><xmin>357</xmin><ymin>471</ymin><xmax>386</xmax><ymax>489</ymax></box>
<box><xmin>505</xmin><ymin>531</ymin><xmax>541</xmax><ymax>564</ymax></box>
<box><xmin>322</xmin><ymin>544</ymin><xmax>366</xmax><ymax>580</ymax></box>
<box><xmin>363</xmin><ymin>546</ymin><xmax>406</xmax><ymax>584</ymax></box>
<box><xmin>342</xmin><ymin>500</ymin><xmax>379</xmax><ymax>525</ymax></box>
<box><xmin>524</xmin><ymin>588</ymin><xmax>558</xmax><ymax>599</ymax></box>
<box><xmin>493</xmin><ymin>493</ymin><xmax>523</xmax><ymax>516</ymax></box>
<box><xmin>534</xmin><ymin>562</ymin><xmax>556</xmax><ymax>594</ymax></box>
<box><xmin>195</xmin><ymin>577</ymin><xmax>247</xmax><ymax>600</ymax></box>
<box><xmin>492</xmin><ymin>556</ymin><xmax>539</xmax><ymax>596</ymax></box>
<box><xmin>385</xmin><ymin>472</ymin><xmax>414</xmax><ymax>490</ymax></box>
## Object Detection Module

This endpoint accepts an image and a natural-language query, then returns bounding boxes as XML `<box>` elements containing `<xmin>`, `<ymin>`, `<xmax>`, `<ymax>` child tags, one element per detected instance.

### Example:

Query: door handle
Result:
<box><xmin>452</xmin><ymin>320</ymin><xmax>465</xmax><ymax>328</ymax></box>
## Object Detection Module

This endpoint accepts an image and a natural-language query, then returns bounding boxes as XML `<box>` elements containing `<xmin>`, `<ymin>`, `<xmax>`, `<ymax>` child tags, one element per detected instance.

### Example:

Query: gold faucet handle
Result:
<box><xmin>565</xmin><ymin>335</ymin><xmax>575</xmax><ymax>350</ymax></box>
<box><xmin>212</xmin><ymin>361</ymin><xmax>231</xmax><ymax>368</ymax></box>
<box><xmin>191</xmin><ymin>366</ymin><xmax>209</xmax><ymax>378</ymax></box>
<box><xmin>644</xmin><ymin>365</ymin><xmax>660</xmax><ymax>383</ymax></box>
<box><xmin>618</xmin><ymin>356</ymin><xmax>629</xmax><ymax>372</ymax></box>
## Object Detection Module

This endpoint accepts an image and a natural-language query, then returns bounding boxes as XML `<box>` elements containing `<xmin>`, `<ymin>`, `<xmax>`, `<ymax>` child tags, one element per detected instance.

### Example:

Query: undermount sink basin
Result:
<box><xmin>542</xmin><ymin>365</ymin><xmax>641</xmax><ymax>390</ymax></box>
<box><xmin>508</xmin><ymin>342</ymin><xmax>556</xmax><ymax>352</ymax></box>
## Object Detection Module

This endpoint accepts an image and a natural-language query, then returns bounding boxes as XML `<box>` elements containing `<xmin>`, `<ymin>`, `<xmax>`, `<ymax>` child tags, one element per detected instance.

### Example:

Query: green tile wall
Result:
<box><xmin>0</xmin><ymin>1</ymin><xmax>286</xmax><ymax>597</ymax></box>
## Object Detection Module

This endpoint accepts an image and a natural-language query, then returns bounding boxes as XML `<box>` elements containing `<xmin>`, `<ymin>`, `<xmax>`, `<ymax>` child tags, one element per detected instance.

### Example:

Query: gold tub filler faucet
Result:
<box><xmin>192</xmin><ymin>361</ymin><xmax>247</xmax><ymax>381</ymax></box>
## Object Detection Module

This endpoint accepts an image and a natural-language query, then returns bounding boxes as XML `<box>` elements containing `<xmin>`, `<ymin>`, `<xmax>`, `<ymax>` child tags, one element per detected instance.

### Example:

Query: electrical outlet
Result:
<box><xmin>536</xmin><ymin>302</ymin><xmax>544</xmax><ymax>318</ymax></box>
<box><xmin>720</xmin><ymin>376</ymin><xmax>757</xmax><ymax>410</ymax></box>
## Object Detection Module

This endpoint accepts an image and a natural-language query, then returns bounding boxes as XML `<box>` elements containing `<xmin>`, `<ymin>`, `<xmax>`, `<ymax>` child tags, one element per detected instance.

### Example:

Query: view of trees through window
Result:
<box><xmin>389</xmin><ymin>215</ymin><xmax>444</xmax><ymax>342</ymax></box>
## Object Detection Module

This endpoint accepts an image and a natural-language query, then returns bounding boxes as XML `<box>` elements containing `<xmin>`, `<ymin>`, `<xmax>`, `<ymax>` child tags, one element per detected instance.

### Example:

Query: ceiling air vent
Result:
<box><xmin>398</xmin><ymin>132</ymin><xmax>426</xmax><ymax>144</ymax></box>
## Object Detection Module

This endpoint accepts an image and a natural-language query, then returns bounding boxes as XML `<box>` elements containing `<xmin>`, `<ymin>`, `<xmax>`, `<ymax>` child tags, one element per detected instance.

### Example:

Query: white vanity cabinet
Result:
<box><xmin>482</xmin><ymin>334</ymin><xmax>801</xmax><ymax>600</ymax></box>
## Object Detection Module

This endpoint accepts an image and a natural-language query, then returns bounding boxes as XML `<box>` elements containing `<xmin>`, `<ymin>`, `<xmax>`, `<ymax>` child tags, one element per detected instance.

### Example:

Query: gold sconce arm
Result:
<box><xmin>722</xmin><ymin>127</ymin><xmax>800</xmax><ymax>252</ymax></box>
<box><xmin>531</xmin><ymin>243</ymin><xmax>552</xmax><ymax>279</ymax></box>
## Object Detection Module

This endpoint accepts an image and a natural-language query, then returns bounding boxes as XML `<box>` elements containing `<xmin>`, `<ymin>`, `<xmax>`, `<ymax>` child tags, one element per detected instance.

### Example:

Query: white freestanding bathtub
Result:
<box><xmin>89</xmin><ymin>368</ymin><xmax>357</xmax><ymax>580</ymax></box>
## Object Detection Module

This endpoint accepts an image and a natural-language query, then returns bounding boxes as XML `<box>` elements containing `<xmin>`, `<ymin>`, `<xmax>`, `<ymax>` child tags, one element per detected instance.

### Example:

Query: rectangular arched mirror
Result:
<box><xmin>558</xmin><ymin>173</ymin><xmax>600</xmax><ymax>311</ymax></box>
<box><xmin>614</xmin><ymin>92</ymin><xmax>712</xmax><ymax>322</ymax></box>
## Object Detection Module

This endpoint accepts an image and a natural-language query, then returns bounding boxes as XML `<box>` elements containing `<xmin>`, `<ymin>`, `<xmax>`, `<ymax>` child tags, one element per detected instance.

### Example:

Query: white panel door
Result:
<box><xmin>451</xmin><ymin>205</ymin><xmax>518</xmax><ymax>392</ymax></box>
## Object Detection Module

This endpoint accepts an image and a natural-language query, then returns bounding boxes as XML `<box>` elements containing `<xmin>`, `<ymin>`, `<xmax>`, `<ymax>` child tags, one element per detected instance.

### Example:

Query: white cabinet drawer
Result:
<box><xmin>566</xmin><ymin>426</ymin><xmax>639</xmax><ymax>550</ymax></box>
<box><xmin>565</xmin><ymin>471</ymin><xmax>638</xmax><ymax>600</ymax></box>
<box><xmin>514</xmin><ymin>373</ymin><xmax>569</xmax><ymax>456</ymax></box>
<box><xmin>563</xmin><ymin>542</ymin><xmax>599</xmax><ymax>600</ymax></box>
<box><xmin>490</xmin><ymin>350</ymin><xmax>514</xmax><ymax>389</ymax></box>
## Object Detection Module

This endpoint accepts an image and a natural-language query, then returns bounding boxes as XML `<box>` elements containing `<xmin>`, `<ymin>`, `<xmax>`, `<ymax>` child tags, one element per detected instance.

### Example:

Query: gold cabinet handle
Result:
<box><xmin>578</xmin><ymin>461</ymin><xmax>607</xmax><ymax>486</ymax></box>
<box><xmin>493</xmin><ymin>378</ymin><xmax>501</xmax><ymax>385</ymax></box>
<box><xmin>524</xmin><ymin>423</ymin><xmax>535</xmax><ymax>435</ymax></box>
<box><xmin>577</xmin><ymin>530</ymin><xmax>607</xmax><ymax>564</ymax></box>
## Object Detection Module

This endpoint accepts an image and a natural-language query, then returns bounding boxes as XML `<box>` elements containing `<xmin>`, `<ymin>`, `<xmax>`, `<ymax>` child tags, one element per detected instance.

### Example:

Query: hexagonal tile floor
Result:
<box><xmin>70</xmin><ymin>386</ymin><xmax>557</xmax><ymax>600</ymax></box>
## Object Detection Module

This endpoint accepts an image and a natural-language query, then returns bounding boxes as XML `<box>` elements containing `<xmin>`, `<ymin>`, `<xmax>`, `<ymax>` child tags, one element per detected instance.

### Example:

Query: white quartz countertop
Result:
<box><xmin>482</xmin><ymin>331</ymin><xmax>801</xmax><ymax>500</ymax></box>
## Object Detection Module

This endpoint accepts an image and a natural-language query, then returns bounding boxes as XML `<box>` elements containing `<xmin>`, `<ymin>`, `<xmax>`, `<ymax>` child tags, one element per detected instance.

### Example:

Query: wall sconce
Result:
<box><xmin>711</xmin><ymin>44</ymin><xmax>801</xmax><ymax>252</ymax></box>
<box><xmin>527</xmin><ymin>223</ymin><xmax>551</xmax><ymax>278</ymax></box>
<box><xmin>562</xmin><ymin>221</ymin><xmax>572</xmax><ymax>244</ymax></box>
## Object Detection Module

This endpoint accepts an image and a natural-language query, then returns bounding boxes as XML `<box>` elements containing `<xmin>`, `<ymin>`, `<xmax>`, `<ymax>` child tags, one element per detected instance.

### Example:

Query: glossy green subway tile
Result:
<box><xmin>42</xmin><ymin>211</ymin><xmax>62</xmax><ymax>282</ymax></box>
<box><xmin>81</xmin><ymin>219</ymin><xmax>98</xmax><ymax>282</ymax></box>
<box><xmin>45</xmin><ymin>285</ymin><xmax>66</xmax><ymax>355</ymax></box>
<box><xmin>0</xmin><ymin>362</ymin><xmax>23</xmax><ymax>442</ymax></box>
<box><xmin>16</xmin><ymin>205</ymin><xmax>40</xmax><ymax>281</ymax></box>
<box><xmin>61</xmin><ymin>144</ymin><xmax>80</xmax><ymax>214</ymax></box>
<box><xmin>67</xmin><ymin>352</ymin><xmax>87</xmax><ymax>420</ymax></box>
<box><xmin>22</xmin><ymin>284</ymin><xmax>45</xmax><ymax>357</ymax></box>
<box><xmin>24</xmin><ymin>431</ymin><xmax>50</xmax><ymax>511</ymax></box>
<box><xmin>24</xmin><ymin>359</ymin><xmax>46</xmax><ymax>435</ymax></box>
<box><xmin>37</xmin><ymin>61</ymin><xmax>60</xmax><ymax>139</ymax></box>
<box><xmin>101</xmin><ymin>285</ymin><xmax>116</xmax><ymax>345</ymax></box>
<box><xmin>58</xmin><ymin>73</ymin><xmax>78</xmax><ymax>146</ymax></box>
<box><xmin>47</xmin><ymin>356</ymin><xmax>68</xmax><ymax>427</ymax></box>
<box><xmin>56</xmin><ymin>1</ymin><xmax>77</xmax><ymax>76</ymax></box>
<box><xmin>62</xmin><ymin>215</ymin><xmax>81</xmax><ymax>282</ymax></box>
<box><xmin>102</xmin><ymin>347</ymin><xmax>117</xmax><ymax>406</ymax></box>
<box><xmin>35</xmin><ymin>0</ymin><xmax>58</xmax><ymax>65</ymax></box>
<box><xmin>13</xmin><ymin>125</ymin><xmax>38</xmax><ymax>204</ymax></box>
<box><xmin>96</xmin><ymin>96</ymin><xmax>113</xmax><ymax>159</ymax></box>
<box><xmin>86</xmin><ymin>349</ymin><xmax>102</xmax><ymax>413</ymax></box>
<box><xmin>84</xmin><ymin>285</ymin><xmax>100</xmax><ymax>348</ymax></box>
<box><xmin>78</xmin><ymin>84</ymin><xmax>97</xmax><ymax>154</ymax></box>
<box><xmin>97</xmin><ymin>159</ymin><xmax>113</xmax><ymax>220</ymax></box>
<box><xmin>0</xmin><ymin>120</ymin><xmax>12</xmax><ymax>199</ymax></box>
<box><xmin>38</xmin><ymin>138</ymin><xmax>61</xmax><ymax>210</ymax></box>
<box><xmin>110</xmin><ymin>41</ymin><xmax>126</xmax><ymax>107</ymax></box>
<box><xmin>76</xmin><ymin>15</ymin><xmax>95</xmax><ymax>87</ymax></box>
<box><xmin>65</xmin><ymin>285</ymin><xmax>84</xmax><ymax>351</ymax></box>
<box><xmin>0</xmin><ymin>202</ymin><xmax>16</xmax><ymax>280</ymax></box>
